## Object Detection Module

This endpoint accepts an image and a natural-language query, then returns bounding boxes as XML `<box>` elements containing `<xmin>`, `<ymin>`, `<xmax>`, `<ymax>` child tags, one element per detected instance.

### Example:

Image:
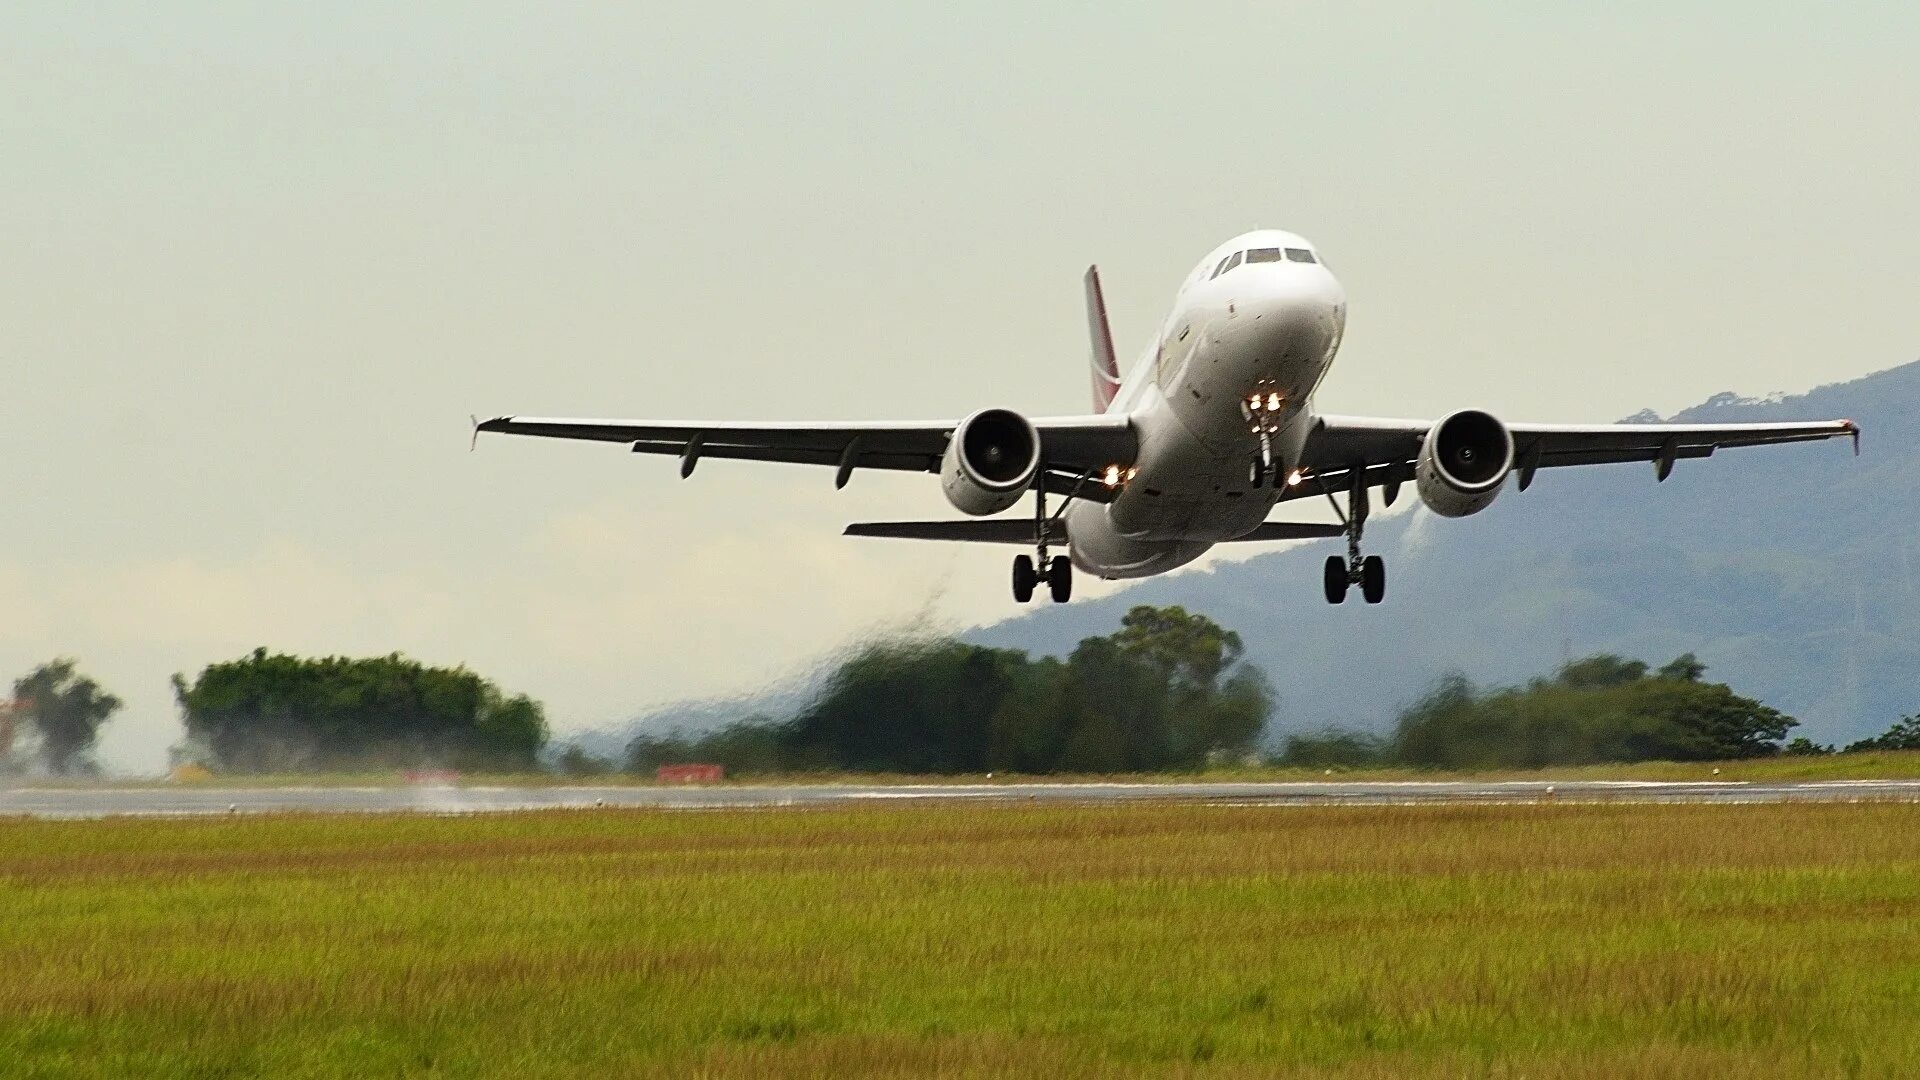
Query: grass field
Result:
<box><xmin>4</xmin><ymin>802</ymin><xmax>1920</xmax><ymax>1078</ymax></box>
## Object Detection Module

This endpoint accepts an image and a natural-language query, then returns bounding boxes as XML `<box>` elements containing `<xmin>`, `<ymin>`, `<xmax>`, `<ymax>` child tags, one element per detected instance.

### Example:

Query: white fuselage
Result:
<box><xmin>1066</xmin><ymin>230</ymin><xmax>1348</xmax><ymax>578</ymax></box>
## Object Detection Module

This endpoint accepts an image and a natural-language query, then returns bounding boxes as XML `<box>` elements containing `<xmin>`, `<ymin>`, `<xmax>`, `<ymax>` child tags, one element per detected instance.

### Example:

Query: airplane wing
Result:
<box><xmin>475</xmin><ymin>414</ymin><xmax>1138</xmax><ymax>498</ymax></box>
<box><xmin>845</xmin><ymin>519</ymin><xmax>1344</xmax><ymax>544</ymax></box>
<box><xmin>1283</xmin><ymin>414</ymin><xmax>1860</xmax><ymax>502</ymax></box>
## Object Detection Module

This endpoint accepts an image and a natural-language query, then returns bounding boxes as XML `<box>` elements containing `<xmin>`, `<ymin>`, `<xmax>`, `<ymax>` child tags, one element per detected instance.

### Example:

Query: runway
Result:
<box><xmin>5</xmin><ymin>778</ymin><xmax>1920</xmax><ymax>818</ymax></box>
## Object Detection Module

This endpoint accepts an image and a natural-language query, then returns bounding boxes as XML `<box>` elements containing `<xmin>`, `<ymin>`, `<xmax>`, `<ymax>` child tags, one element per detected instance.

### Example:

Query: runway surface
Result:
<box><xmin>6</xmin><ymin>778</ymin><xmax>1920</xmax><ymax>818</ymax></box>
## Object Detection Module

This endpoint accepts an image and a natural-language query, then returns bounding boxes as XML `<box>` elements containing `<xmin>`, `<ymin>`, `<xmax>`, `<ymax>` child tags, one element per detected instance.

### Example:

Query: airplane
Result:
<box><xmin>477</xmin><ymin>228</ymin><xmax>1860</xmax><ymax>605</ymax></box>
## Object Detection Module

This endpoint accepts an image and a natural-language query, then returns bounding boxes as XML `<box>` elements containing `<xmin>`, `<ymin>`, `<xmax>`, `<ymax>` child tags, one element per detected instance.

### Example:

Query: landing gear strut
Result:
<box><xmin>1012</xmin><ymin>471</ymin><xmax>1073</xmax><ymax>603</ymax></box>
<box><xmin>1322</xmin><ymin>473</ymin><xmax>1386</xmax><ymax>605</ymax></box>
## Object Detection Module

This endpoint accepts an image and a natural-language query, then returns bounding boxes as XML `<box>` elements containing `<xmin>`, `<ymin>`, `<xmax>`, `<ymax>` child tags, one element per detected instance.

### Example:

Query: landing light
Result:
<box><xmin>1286</xmin><ymin>469</ymin><xmax>1303</xmax><ymax>487</ymax></box>
<box><xmin>1103</xmin><ymin>465</ymin><xmax>1122</xmax><ymax>487</ymax></box>
<box><xmin>1267</xmin><ymin>392</ymin><xmax>1282</xmax><ymax>411</ymax></box>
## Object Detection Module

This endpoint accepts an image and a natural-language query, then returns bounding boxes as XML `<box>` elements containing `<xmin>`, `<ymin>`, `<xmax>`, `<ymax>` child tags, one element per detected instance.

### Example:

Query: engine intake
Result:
<box><xmin>1416</xmin><ymin>409</ymin><xmax>1514</xmax><ymax>517</ymax></box>
<box><xmin>941</xmin><ymin>408</ymin><xmax>1041</xmax><ymax>516</ymax></box>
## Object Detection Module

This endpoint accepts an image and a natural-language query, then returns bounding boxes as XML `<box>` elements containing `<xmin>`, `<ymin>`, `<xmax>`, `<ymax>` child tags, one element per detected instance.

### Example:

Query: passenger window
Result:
<box><xmin>1245</xmin><ymin>248</ymin><xmax>1283</xmax><ymax>263</ymax></box>
<box><xmin>1285</xmin><ymin>247</ymin><xmax>1317</xmax><ymax>264</ymax></box>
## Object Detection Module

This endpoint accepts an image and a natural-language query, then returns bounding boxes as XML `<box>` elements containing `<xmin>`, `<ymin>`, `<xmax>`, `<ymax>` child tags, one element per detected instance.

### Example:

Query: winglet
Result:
<box><xmin>1844</xmin><ymin>419</ymin><xmax>1860</xmax><ymax>456</ymax></box>
<box><xmin>1084</xmin><ymin>265</ymin><xmax>1121</xmax><ymax>413</ymax></box>
<box><xmin>469</xmin><ymin>415</ymin><xmax>480</xmax><ymax>452</ymax></box>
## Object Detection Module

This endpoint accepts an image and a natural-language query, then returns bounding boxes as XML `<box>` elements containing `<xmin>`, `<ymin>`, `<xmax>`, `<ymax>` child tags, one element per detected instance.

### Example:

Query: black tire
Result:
<box><xmin>1047</xmin><ymin>555</ymin><xmax>1073</xmax><ymax>603</ymax></box>
<box><xmin>1248</xmin><ymin>461</ymin><xmax>1265</xmax><ymax>488</ymax></box>
<box><xmin>1323</xmin><ymin>555</ymin><xmax>1348</xmax><ymax>604</ymax></box>
<box><xmin>1012</xmin><ymin>555</ymin><xmax>1036</xmax><ymax>603</ymax></box>
<box><xmin>1361</xmin><ymin>555</ymin><xmax>1386</xmax><ymax>604</ymax></box>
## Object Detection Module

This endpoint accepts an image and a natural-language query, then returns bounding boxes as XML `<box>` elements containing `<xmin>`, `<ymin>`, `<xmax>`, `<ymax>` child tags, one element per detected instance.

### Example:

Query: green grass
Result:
<box><xmin>4</xmin><ymin>803</ymin><xmax>1920</xmax><ymax>1077</ymax></box>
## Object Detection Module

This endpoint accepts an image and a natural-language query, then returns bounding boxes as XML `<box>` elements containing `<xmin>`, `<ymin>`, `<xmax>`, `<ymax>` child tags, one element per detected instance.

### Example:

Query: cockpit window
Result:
<box><xmin>1245</xmin><ymin>248</ymin><xmax>1284</xmax><ymax>264</ymax></box>
<box><xmin>1212</xmin><ymin>254</ymin><xmax>1233</xmax><ymax>279</ymax></box>
<box><xmin>1214</xmin><ymin>251</ymin><xmax>1243</xmax><ymax>277</ymax></box>
<box><xmin>1285</xmin><ymin>247</ymin><xmax>1317</xmax><ymax>264</ymax></box>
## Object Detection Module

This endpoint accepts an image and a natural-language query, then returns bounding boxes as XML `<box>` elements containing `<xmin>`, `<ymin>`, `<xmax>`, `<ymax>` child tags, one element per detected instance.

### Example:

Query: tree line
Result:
<box><xmin>8</xmin><ymin>618</ymin><xmax>1920</xmax><ymax>776</ymax></box>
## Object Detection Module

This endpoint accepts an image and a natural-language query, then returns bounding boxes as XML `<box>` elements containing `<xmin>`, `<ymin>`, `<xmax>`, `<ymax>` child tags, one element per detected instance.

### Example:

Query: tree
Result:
<box><xmin>1278</xmin><ymin>728</ymin><xmax>1388</xmax><ymax>768</ymax></box>
<box><xmin>13</xmin><ymin>659</ymin><xmax>121</xmax><ymax>775</ymax></box>
<box><xmin>1106</xmin><ymin>605</ymin><xmax>1269</xmax><ymax>764</ymax></box>
<box><xmin>1553</xmin><ymin>655</ymin><xmax>1649</xmax><ymax>690</ymax></box>
<box><xmin>1390</xmin><ymin>655</ymin><xmax>1795</xmax><ymax>768</ymax></box>
<box><xmin>1656</xmin><ymin>653</ymin><xmax>1708</xmax><ymax>682</ymax></box>
<box><xmin>1845</xmin><ymin>715</ymin><xmax>1920</xmax><ymax>753</ymax></box>
<box><xmin>173</xmin><ymin>650</ymin><xmax>548</xmax><ymax>772</ymax></box>
<box><xmin>626</xmin><ymin>606</ymin><xmax>1277</xmax><ymax>777</ymax></box>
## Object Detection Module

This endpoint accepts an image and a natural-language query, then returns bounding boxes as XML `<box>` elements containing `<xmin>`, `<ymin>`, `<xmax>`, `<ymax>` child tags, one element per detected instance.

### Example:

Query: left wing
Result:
<box><xmin>475</xmin><ymin>414</ymin><xmax>1137</xmax><ymax>497</ymax></box>
<box><xmin>1286</xmin><ymin>415</ymin><xmax>1860</xmax><ymax>501</ymax></box>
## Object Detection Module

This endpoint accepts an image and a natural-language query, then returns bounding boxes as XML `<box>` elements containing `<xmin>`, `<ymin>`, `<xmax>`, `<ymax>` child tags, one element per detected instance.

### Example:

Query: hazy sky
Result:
<box><xmin>4</xmin><ymin>2</ymin><xmax>1915</xmax><ymax>772</ymax></box>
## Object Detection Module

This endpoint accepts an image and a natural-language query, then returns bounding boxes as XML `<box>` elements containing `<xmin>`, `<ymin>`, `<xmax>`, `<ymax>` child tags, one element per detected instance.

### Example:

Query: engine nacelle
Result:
<box><xmin>941</xmin><ymin>408</ymin><xmax>1042</xmax><ymax>516</ymax></box>
<box><xmin>1416</xmin><ymin>409</ymin><xmax>1514</xmax><ymax>518</ymax></box>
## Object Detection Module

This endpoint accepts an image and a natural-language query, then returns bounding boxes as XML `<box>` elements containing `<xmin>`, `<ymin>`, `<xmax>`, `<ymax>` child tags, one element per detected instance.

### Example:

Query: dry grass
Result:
<box><xmin>2</xmin><ymin>802</ymin><xmax>1919</xmax><ymax>1077</ymax></box>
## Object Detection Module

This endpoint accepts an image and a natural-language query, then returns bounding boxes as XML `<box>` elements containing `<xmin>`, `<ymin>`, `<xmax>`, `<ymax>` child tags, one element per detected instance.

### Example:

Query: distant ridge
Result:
<box><xmin>975</xmin><ymin>360</ymin><xmax>1920</xmax><ymax>747</ymax></box>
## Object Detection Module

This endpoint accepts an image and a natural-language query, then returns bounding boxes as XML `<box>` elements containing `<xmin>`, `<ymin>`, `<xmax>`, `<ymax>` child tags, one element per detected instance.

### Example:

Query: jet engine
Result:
<box><xmin>1415</xmin><ymin>409</ymin><xmax>1514</xmax><ymax>517</ymax></box>
<box><xmin>941</xmin><ymin>408</ymin><xmax>1042</xmax><ymax>516</ymax></box>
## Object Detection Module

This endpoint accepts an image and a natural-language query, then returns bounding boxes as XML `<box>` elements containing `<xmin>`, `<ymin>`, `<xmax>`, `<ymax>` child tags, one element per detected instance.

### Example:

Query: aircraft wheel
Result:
<box><xmin>1012</xmin><ymin>555</ymin><xmax>1036</xmax><ymax>603</ymax></box>
<box><xmin>1248</xmin><ymin>461</ymin><xmax>1266</xmax><ymax>488</ymax></box>
<box><xmin>1361</xmin><ymin>555</ymin><xmax>1386</xmax><ymax>604</ymax></box>
<box><xmin>1047</xmin><ymin>556</ymin><xmax>1073</xmax><ymax>604</ymax></box>
<box><xmin>1323</xmin><ymin>555</ymin><xmax>1349</xmax><ymax>604</ymax></box>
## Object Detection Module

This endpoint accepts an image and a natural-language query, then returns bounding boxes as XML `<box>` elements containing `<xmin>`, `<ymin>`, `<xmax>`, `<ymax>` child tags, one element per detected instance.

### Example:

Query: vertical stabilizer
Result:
<box><xmin>1084</xmin><ymin>265</ymin><xmax>1121</xmax><ymax>413</ymax></box>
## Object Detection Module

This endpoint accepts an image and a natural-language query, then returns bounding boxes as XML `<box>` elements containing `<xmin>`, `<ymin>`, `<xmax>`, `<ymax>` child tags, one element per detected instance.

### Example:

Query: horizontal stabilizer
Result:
<box><xmin>844</xmin><ymin>519</ymin><xmax>1343</xmax><ymax>545</ymax></box>
<box><xmin>845</xmin><ymin>520</ymin><xmax>1065</xmax><ymax>545</ymax></box>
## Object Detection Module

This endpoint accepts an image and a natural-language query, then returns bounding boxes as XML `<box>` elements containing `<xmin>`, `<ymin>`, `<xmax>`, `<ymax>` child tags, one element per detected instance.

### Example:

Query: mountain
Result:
<box><xmin>974</xmin><ymin>361</ymin><xmax>1920</xmax><ymax>748</ymax></box>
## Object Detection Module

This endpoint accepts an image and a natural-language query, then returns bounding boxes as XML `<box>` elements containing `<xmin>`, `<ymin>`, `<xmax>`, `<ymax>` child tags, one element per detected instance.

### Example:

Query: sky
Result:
<box><xmin>2</xmin><ymin>2</ymin><xmax>1916</xmax><ymax>773</ymax></box>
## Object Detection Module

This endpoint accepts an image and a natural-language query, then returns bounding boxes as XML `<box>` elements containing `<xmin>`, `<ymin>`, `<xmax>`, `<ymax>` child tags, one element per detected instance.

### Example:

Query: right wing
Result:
<box><xmin>845</xmin><ymin>519</ymin><xmax>1343</xmax><ymax>545</ymax></box>
<box><xmin>475</xmin><ymin>414</ymin><xmax>1138</xmax><ymax>497</ymax></box>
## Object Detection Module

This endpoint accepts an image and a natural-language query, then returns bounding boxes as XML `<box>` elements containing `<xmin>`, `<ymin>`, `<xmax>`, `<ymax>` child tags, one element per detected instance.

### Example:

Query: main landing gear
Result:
<box><xmin>1012</xmin><ymin>470</ymin><xmax>1074</xmax><ymax>603</ymax></box>
<box><xmin>1013</xmin><ymin>553</ymin><xmax>1072</xmax><ymax>604</ymax></box>
<box><xmin>1322</xmin><ymin>474</ymin><xmax>1386</xmax><ymax>605</ymax></box>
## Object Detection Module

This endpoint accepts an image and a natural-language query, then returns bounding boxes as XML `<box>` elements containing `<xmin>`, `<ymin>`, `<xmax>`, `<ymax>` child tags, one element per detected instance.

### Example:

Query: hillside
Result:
<box><xmin>977</xmin><ymin>361</ymin><xmax>1920</xmax><ymax>748</ymax></box>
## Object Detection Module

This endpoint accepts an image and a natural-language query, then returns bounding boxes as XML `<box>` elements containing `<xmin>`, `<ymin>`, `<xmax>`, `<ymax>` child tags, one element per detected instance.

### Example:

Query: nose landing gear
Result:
<box><xmin>1322</xmin><ymin>473</ymin><xmax>1386</xmax><ymax>605</ymax></box>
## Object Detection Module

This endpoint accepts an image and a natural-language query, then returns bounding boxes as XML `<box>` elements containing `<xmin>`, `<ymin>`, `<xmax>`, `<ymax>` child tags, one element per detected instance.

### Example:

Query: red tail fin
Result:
<box><xmin>1084</xmin><ymin>265</ymin><xmax>1121</xmax><ymax>413</ymax></box>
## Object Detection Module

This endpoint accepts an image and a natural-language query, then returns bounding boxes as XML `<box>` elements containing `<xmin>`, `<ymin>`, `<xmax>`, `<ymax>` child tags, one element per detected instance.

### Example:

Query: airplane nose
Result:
<box><xmin>1228</xmin><ymin>270</ymin><xmax>1342</xmax><ymax>351</ymax></box>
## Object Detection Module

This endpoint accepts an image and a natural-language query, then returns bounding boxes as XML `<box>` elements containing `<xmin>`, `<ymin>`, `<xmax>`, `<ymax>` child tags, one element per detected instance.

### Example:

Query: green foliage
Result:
<box><xmin>1283</xmin><ymin>654</ymin><xmax>1796</xmax><ymax>769</ymax></box>
<box><xmin>172</xmin><ymin>649</ymin><xmax>548</xmax><ymax>773</ymax></box>
<box><xmin>1783</xmin><ymin>737</ymin><xmax>1835</xmax><ymax>756</ymax></box>
<box><xmin>1391</xmin><ymin>655</ymin><xmax>1795</xmax><ymax>768</ymax></box>
<box><xmin>627</xmin><ymin>606</ymin><xmax>1273</xmax><ymax>776</ymax></box>
<box><xmin>552</xmin><ymin>746</ymin><xmax>618</xmax><ymax>777</ymax></box>
<box><xmin>1274</xmin><ymin>728</ymin><xmax>1388</xmax><ymax>768</ymax></box>
<box><xmin>11</xmin><ymin>659</ymin><xmax>121</xmax><ymax>775</ymax></box>
<box><xmin>1845</xmin><ymin>715</ymin><xmax>1920</xmax><ymax>753</ymax></box>
<box><xmin>1656</xmin><ymin>652</ymin><xmax>1708</xmax><ymax>683</ymax></box>
<box><xmin>628</xmin><ymin>718</ymin><xmax>788</xmax><ymax>776</ymax></box>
